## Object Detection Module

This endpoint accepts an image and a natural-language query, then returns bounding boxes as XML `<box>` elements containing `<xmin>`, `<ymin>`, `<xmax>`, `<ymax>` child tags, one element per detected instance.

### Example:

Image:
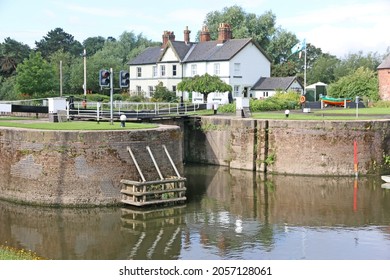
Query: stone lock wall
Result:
<box><xmin>184</xmin><ymin>116</ymin><xmax>390</xmax><ymax>176</ymax></box>
<box><xmin>0</xmin><ymin>125</ymin><xmax>183</xmax><ymax>206</ymax></box>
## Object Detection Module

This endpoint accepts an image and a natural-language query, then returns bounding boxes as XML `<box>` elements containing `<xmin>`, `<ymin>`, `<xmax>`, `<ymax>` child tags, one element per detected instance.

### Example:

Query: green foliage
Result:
<box><xmin>307</xmin><ymin>54</ymin><xmax>340</xmax><ymax>85</ymax></box>
<box><xmin>0</xmin><ymin>76</ymin><xmax>18</xmax><ymax>100</ymax></box>
<box><xmin>128</xmin><ymin>94</ymin><xmax>148</xmax><ymax>102</ymax></box>
<box><xmin>15</xmin><ymin>52</ymin><xmax>55</xmax><ymax>96</ymax></box>
<box><xmin>35</xmin><ymin>28</ymin><xmax>83</xmax><ymax>59</ymax></box>
<box><xmin>217</xmin><ymin>102</ymin><xmax>236</xmax><ymax>113</ymax></box>
<box><xmin>151</xmin><ymin>82</ymin><xmax>178</xmax><ymax>102</ymax></box>
<box><xmin>177</xmin><ymin>73</ymin><xmax>232</xmax><ymax>102</ymax></box>
<box><xmin>204</xmin><ymin>6</ymin><xmax>276</xmax><ymax>50</ymax></box>
<box><xmin>327</xmin><ymin>67</ymin><xmax>379</xmax><ymax>101</ymax></box>
<box><xmin>372</xmin><ymin>100</ymin><xmax>390</xmax><ymax>108</ymax></box>
<box><xmin>333</xmin><ymin>51</ymin><xmax>382</xmax><ymax>79</ymax></box>
<box><xmin>83</xmin><ymin>36</ymin><xmax>106</xmax><ymax>57</ymax></box>
<box><xmin>0</xmin><ymin>37</ymin><xmax>31</xmax><ymax>77</ymax></box>
<box><xmin>218</xmin><ymin>91</ymin><xmax>299</xmax><ymax>113</ymax></box>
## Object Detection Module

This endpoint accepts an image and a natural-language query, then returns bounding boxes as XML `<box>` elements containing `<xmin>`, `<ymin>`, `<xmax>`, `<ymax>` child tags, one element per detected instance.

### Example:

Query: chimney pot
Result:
<box><xmin>217</xmin><ymin>23</ymin><xmax>232</xmax><ymax>43</ymax></box>
<box><xmin>200</xmin><ymin>25</ymin><xmax>211</xmax><ymax>42</ymax></box>
<box><xmin>184</xmin><ymin>26</ymin><xmax>191</xmax><ymax>44</ymax></box>
<box><xmin>162</xmin><ymin>31</ymin><xmax>175</xmax><ymax>48</ymax></box>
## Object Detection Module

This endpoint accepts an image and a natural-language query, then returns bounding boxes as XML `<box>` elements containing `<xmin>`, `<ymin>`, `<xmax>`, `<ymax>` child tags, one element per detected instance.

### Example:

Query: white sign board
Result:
<box><xmin>0</xmin><ymin>103</ymin><xmax>12</xmax><ymax>113</ymax></box>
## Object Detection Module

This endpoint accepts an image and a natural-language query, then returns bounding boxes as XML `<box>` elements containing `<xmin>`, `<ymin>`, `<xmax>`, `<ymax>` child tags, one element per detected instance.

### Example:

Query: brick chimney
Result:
<box><xmin>184</xmin><ymin>26</ymin><xmax>191</xmax><ymax>44</ymax></box>
<box><xmin>162</xmin><ymin>31</ymin><xmax>175</xmax><ymax>48</ymax></box>
<box><xmin>200</xmin><ymin>25</ymin><xmax>211</xmax><ymax>42</ymax></box>
<box><xmin>217</xmin><ymin>23</ymin><xmax>232</xmax><ymax>43</ymax></box>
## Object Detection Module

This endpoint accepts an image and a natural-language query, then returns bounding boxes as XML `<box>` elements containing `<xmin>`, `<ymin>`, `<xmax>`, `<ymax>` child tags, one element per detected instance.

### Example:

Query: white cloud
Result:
<box><xmin>278</xmin><ymin>1</ymin><xmax>390</xmax><ymax>57</ymax></box>
<box><xmin>65</xmin><ymin>4</ymin><xmax>128</xmax><ymax>17</ymax></box>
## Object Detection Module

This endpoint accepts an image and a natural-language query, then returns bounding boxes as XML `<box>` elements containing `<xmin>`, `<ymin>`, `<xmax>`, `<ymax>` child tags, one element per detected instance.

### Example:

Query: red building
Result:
<box><xmin>378</xmin><ymin>54</ymin><xmax>390</xmax><ymax>100</ymax></box>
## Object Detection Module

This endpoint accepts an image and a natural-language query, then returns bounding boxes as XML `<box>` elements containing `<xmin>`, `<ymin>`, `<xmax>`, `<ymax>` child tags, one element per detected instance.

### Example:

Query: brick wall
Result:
<box><xmin>378</xmin><ymin>69</ymin><xmax>390</xmax><ymax>100</ymax></box>
<box><xmin>184</xmin><ymin>116</ymin><xmax>390</xmax><ymax>176</ymax></box>
<box><xmin>0</xmin><ymin>125</ymin><xmax>183</xmax><ymax>206</ymax></box>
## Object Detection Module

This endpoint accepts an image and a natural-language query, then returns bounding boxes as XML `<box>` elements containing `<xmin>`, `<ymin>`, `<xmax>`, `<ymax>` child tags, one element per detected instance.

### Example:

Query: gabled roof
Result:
<box><xmin>128</xmin><ymin>38</ymin><xmax>271</xmax><ymax>65</ymax></box>
<box><xmin>252</xmin><ymin>76</ymin><xmax>302</xmax><ymax>91</ymax></box>
<box><xmin>378</xmin><ymin>54</ymin><xmax>390</xmax><ymax>70</ymax></box>
<box><xmin>184</xmin><ymin>38</ymin><xmax>268</xmax><ymax>62</ymax></box>
<box><xmin>128</xmin><ymin>46</ymin><xmax>162</xmax><ymax>65</ymax></box>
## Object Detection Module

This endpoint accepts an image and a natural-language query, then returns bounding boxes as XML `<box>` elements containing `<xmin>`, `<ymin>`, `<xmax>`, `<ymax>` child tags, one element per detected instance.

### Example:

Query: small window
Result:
<box><xmin>233</xmin><ymin>85</ymin><xmax>240</xmax><ymax>97</ymax></box>
<box><xmin>160</xmin><ymin>65</ymin><xmax>166</xmax><ymax>76</ymax></box>
<box><xmin>149</xmin><ymin>86</ymin><xmax>154</xmax><ymax>96</ymax></box>
<box><xmin>136</xmin><ymin>86</ymin><xmax>141</xmax><ymax>93</ymax></box>
<box><xmin>191</xmin><ymin>64</ymin><xmax>197</xmax><ymax>76</ymax></box>
<box><xmin>263</xmin><ymin>91</ymin><xmax>268</xmax><ymax>97</ymax></box>
<box><xmin>172</xmin><ymin>85</ymin><xmax>176</xmax><ymax>93</ymax></box>
<box><xmin>137</xmin><ymin>67</ymin><xmax>142</xmax><ymax>78</ymax></box>
<box><xmin>234</xmin><ymin>63</ymin><xmax>240</xmax><ymax>76</ymax></box>
<box><xmin>172</xmin><ymin>65</ymin><xmax>177</xmax><ymax>76</ymax></box>
<box><xmin>214</xmin><ymin>63</ymin><xmax>220</xmax><ymax>75</ymax></box>
<box><xmin>153</xmin><ymin>66</ymin><xmax>157</xmax><ymax>77</ymax></box>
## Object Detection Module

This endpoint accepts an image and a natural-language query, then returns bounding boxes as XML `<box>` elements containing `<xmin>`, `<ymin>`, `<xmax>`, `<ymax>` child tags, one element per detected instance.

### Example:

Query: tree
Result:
<box><xmin>35</xmin><ymin>28</ymin><xmax>83</xmax><ymax>59</ymax></box>
<box><xmin>83</xmin><ymin>36</ymin><xmax>106</xmax><ymax>57</ymax></box>
<box><xmin>0</xmin><ymin>37</ymin><xmax>31</xmax><ymax>77</ymax></box>
<box><xmin>177</xmin><ymin>73</ymin><xmax>232</xmax><ymax>102</ymax></box>
<box><xmin>203</xmin><ymin>6</ymin><xmax>276</xmax><ymax>49</ymax></box>
<box><xmin>307</xmin><ymin>54</ymin><xmax>339</xmax><ymax>85</ymax></box>
<box><xmin>327</xmin><ymin>67</ymin><xmax>379</xmax><ymax>101</ymax></box>
<box><xmin>151</xmin><ymin>82</ymin><xmax>178</xmax><ymax>102</ymax></box>
<box><xmin>15</xmin><ymin>52</ymin><xmax>55</xmax><ymax>96</ymax></box>
<box><xmin>334</xmin><ymin>51</ymin><xmax>383</xmax><ymax>80</ymax></box>
<box><xmin>49</xmin><ymin>49</ymin><xmax>74</xmax><ymax>95</ymax></box>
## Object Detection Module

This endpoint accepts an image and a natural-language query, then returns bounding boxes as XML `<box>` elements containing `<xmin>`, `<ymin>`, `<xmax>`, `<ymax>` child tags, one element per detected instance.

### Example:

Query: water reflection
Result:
<box><xmin>1</xmin><ymin>164</ymin><xmax>390</xmax><ymax>260</ymax></box>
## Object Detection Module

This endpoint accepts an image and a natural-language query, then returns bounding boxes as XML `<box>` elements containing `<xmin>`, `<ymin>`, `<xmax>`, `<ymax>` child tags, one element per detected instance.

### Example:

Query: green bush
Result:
<box><xmin>218</xmin><ymin>102</ymin><xmax>236</xmax><ymax>113</ymax></box>
<box><xmin>372</xmin><ymin>100</ymin><xmax>390</xmax><ymax>108</ymax></box>
<box><xmin>217</xmin><ymin>92</ymin><xmax>300</xmax><ymax>113</ymax></box>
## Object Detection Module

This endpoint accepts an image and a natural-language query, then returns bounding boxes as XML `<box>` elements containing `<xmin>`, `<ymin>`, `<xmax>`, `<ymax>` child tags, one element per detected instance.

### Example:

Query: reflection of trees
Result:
<box><xmin>185</xmin><ymin>165</ymin><xmax>277</xmax><ymax>255</ymax></box>
<box><xmin>258</xmin><ymin>174</ymin><xmax>275</xmax><ymax>251</ymax></box>
<box><xmin>184</xmin><ymin>165</ymin><xmax>390</xmax><ymax>257</ymax></box>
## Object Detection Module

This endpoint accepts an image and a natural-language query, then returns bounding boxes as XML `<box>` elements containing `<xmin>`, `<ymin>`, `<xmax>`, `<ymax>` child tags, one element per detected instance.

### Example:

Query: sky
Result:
<box><xmin>0</xmin><ymin>0</ymin><xmax>389</xmax><ymax>58</ymax></box>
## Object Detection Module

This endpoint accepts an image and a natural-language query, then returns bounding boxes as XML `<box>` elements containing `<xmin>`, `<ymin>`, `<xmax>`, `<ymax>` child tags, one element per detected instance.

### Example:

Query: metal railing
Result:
<box><xmin>68</xmin><ymin>101</ymin><xmax>205</xmax><ymax>120</ymax></box>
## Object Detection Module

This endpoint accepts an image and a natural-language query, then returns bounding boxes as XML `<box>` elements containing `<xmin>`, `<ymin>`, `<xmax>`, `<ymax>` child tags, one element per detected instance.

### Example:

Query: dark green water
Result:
<box><xmin>1</xmin><ymin>164</ymin><xmax>390</xmax><ymax>260</ymax></box>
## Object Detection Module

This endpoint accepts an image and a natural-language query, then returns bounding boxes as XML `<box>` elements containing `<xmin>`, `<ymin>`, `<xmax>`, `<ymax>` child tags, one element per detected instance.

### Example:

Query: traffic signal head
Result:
<box><xmin>119</xmin><ymin>70</ymin><xmax>129</xmax><ymax>88</ymax></box>
<box><xmin>99</xmin><ymin>69</ymin><xmax>110</xmax><ymax>87</ymax></box>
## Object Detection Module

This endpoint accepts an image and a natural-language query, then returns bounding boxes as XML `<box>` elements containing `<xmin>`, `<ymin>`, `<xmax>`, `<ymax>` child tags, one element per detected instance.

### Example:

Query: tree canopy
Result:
<box><xmin>177</xmin><ymin>74</ymin><xmax>232</xmax><ymax>102</ymax></box>
<box><xmin>15</xmin><ymin>52</ymin><xmax>55</xmax><ymax>96</ymax></box>
<box><xmin>0</xmin><ymin>5</ymin><xmax>389</xmax><ymax>102</ymax></box>
<box><xmin>35</xmin><ymin>28</ymin><xmax>83</xmax><ymax>59</ymax></box>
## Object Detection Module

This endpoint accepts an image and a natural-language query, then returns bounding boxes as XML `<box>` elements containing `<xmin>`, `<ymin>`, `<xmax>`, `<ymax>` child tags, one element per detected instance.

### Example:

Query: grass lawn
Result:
<box><xmin>0</xmin><ymin>119</ymin><xmax>158</xmax><ymax>130</ymax></box>
<box><xmin>252</xmin><ymin>107</ymin><xmax>390</xmax><ymax>120</ymax></box>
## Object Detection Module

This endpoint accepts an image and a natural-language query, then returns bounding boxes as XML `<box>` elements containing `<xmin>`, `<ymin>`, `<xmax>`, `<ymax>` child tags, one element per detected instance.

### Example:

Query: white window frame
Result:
<box><xmin>172</xmin><ymin>65</ymin><xmax>177</xmax><ymax>76</ymax></box>
<box><xmin>160</xmin><ymin>65</ymin><xmax>166</xmax><ymax>77</ymax></box>
<box><xmin>136</xmin><ymin>86</ymin><xmax>141</xmax><ymax>93</ymax></box>
<box><xmin>234</xmin><ymin>63</ymin><xmax>240</xmax><ymax>76</ymax></box>
<box><xmin>137</xmin><ymin>67</ymin><xmax>142</xmax><ymax>78</ymax></box>
<box><xmin>233</xmin><ymin>85</ymin><xmax>240</xmax><ymax>97</ymax></box>
<box><xmin>153</xmin><ymin>66</ymin><xmax>157</xmax><ymax>77</ymax></box>
<box><xmin>214</xmin><ymin>63</ymin><xmax>220</xmax><ymax>75</ymax></box>
<box><xmin>149</xmin><ymin>86</ymin><xmax>154</xmax><ymax>96</ymax></box>
<box><xmin>191</xmin><ymin>64</ymin><xmax>197</xmax><ymax>76</ymax></box>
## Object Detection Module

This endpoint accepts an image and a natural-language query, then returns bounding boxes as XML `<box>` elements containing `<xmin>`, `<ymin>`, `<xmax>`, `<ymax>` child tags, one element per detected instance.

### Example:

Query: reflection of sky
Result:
<box><xmin>180</xmin><ymin>212</ymin><xmax>390</xmax><ymax>260</ymax></box>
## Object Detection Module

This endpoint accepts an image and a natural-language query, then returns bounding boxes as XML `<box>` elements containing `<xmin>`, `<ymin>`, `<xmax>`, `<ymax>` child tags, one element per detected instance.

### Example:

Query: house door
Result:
<box><xmin>243</xmin><ymin>87</ymin><xmax>249</xmax><ymax>98</ymax></box>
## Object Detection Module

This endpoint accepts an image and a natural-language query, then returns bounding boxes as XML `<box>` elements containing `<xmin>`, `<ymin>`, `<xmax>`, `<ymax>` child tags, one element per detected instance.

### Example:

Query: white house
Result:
<box><xmin>251</xmin><ymin>76</ymin><xmax>303</xmax><ymax>99</ymax></box>
<box><xmin>128</xmin><ymin>24</ymin><xmax>271</xmax><ymax>103</ymax></box>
